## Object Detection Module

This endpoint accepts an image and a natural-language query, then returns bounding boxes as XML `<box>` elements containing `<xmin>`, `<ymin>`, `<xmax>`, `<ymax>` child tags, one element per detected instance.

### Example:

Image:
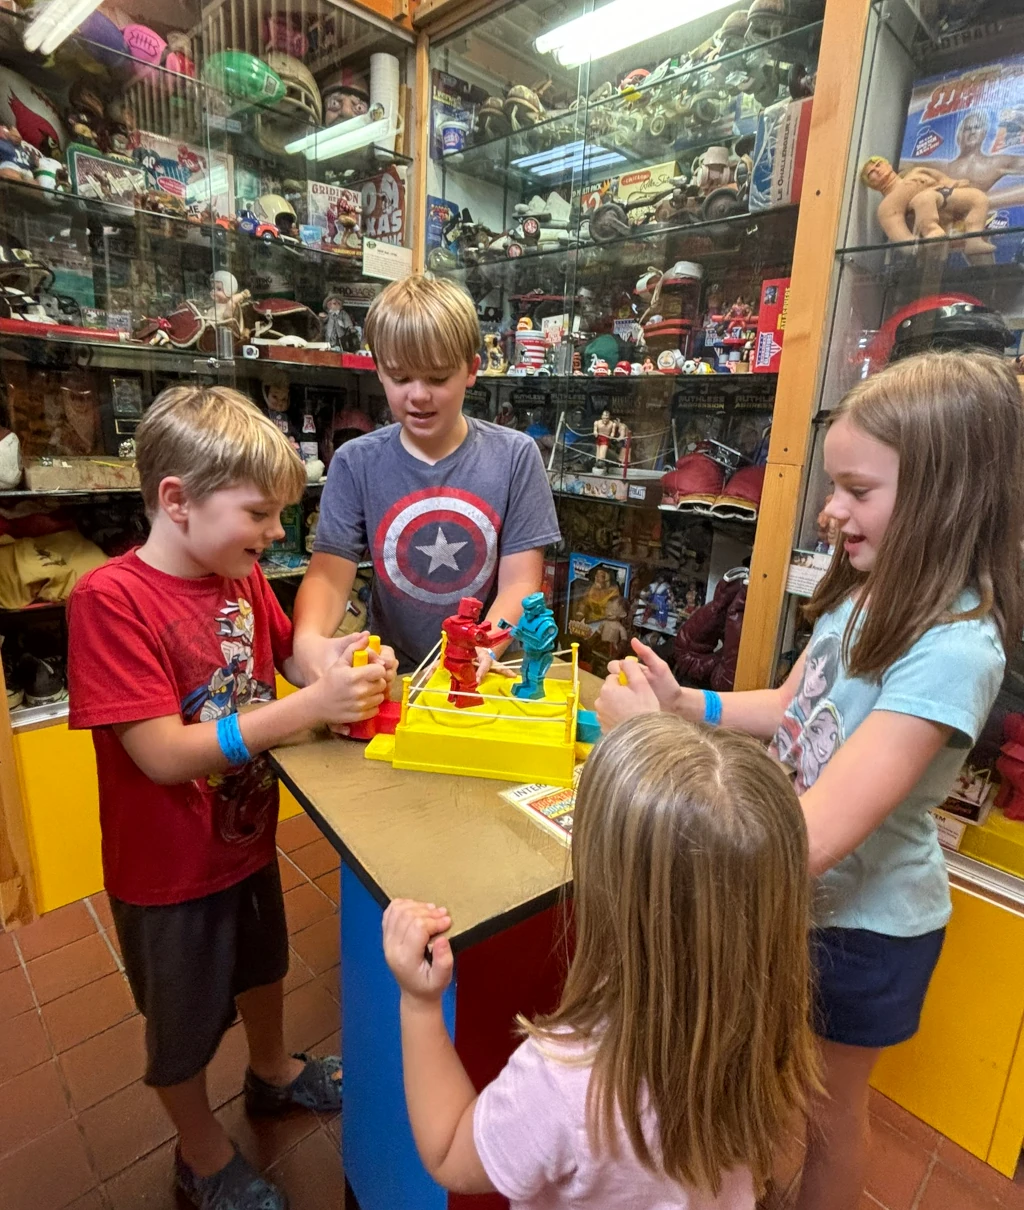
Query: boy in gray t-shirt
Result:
<box><xmin>292</xmin><ymin>276</ymin><xmax>560</xmax><ymax>676</ymax></box>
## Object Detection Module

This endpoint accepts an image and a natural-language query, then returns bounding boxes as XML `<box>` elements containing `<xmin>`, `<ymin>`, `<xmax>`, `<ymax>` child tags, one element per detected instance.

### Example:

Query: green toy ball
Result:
<box><xmin>202</xmin><ymin>51</ymin><xmax>285</xmax><ymax>107</ymax></box>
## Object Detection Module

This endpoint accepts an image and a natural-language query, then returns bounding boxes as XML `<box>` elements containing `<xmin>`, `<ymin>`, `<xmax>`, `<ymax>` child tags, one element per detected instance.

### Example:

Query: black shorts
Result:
<box><xmin>811</xmin><ymin>925</ymin><xmax>945</xmax><ymax>1049</ymax></box>
<box><xmin>110</xmin><ymin>862</ymin><xmax>289</xmax><ymax>1087</ymax></box>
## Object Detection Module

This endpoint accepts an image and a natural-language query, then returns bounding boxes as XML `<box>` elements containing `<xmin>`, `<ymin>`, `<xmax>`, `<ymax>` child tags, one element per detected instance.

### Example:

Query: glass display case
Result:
<box><xmin>0</xmin><ymin>1</ymin><xmax>414</xmax><ymax>732</ymax></box>
<box><xmin>780</xmin><ymin>0</ymin><xmax>1024</xmax><ymax>886</ymax></box>
<box><xmin>425</xmin><ymin>0</ymin><xmax>824</xmax><ymax>682</ymax></box>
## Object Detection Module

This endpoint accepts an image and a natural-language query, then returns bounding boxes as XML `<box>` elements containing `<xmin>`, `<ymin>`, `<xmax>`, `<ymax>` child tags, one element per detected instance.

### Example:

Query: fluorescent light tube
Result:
<box><xmin>284</xmin><ymin>104</ymin><xmax>386</xmax><ymax>158</ymax></box>
<box><xmin>24</xmin><ymin>0</ymin><xmax>104</xmax><ymax>54</ymax></box>
<box><xmin>536</xmin><ymin>0</ymin><xmax>734</xmax><ymax>68</ymax></box>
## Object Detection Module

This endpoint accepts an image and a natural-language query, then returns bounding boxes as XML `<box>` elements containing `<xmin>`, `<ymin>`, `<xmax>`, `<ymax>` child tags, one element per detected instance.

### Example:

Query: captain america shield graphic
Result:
<box><xmin>374</xmin><ymin>487</ymin><xmax>501</xmax><ymax>606</ymax></box>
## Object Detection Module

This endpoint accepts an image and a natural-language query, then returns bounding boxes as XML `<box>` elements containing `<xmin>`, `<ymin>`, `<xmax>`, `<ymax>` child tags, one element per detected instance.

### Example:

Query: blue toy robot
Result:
<box><xmin>499</xmin><ymin>591</ymin><xmax>558</xmax><ymax>700</ymax></box>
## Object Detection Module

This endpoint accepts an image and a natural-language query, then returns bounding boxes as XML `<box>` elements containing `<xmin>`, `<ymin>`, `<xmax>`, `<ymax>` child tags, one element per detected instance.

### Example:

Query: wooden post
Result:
<box><xmin>734</xmin><ymin>0</ymin><xmax>873</xmax><ymax>690</ymax></box>
<box><xmin>411</xmin><ymin>30</ymin><xmax>431</xmax><ymax>272</ymax></box>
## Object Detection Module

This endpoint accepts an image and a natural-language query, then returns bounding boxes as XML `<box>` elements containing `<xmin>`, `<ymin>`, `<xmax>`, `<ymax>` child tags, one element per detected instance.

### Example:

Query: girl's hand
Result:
<box><xmin>595</xmin><ymin>655</ymin><xmax>662</xmax><ymax>731</ymax></box>
<box><xmin>475</xmin><ymin>647</ymin><xmax>516</xmax><ymax>683</ymax></box>
<box><xmin>623</xmin><ymin>637</ymin><xmax>685</xmax><ymax>711</ymax></box>
<box><xmin>383</xmin><ymin>899</ymin><xmax>454</xmax><ymax>1001</ymax></box>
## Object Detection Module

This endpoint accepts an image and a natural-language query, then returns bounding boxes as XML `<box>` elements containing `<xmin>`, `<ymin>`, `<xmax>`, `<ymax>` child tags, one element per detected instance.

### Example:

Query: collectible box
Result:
<box><xmin>565</xmin><ymin>553</ymin><xmax>633</xmax><ymax>678</ymax></box>
<box><xmin>753</xmin><ymin>277</ymin><xmax>790</xmax><ymax>372</ymax></box>
<box><xmin>135</xmin><ymin>131</ymin><xmax>234</xmax><ymax>219</ymax></box>
<box><xmin>749</xmin><ymin>98</ymin><xmax>812</xmax><ymax>212</ymax></box>
<box><xmin>303</xmin><ymin>181</ymin><xmax>363</xmax><ymax>256</ymax></box>
<box><xmin>898</xmin><ymin>56</ymin><xmax>1024</xmax><ymax>261</ymax></box>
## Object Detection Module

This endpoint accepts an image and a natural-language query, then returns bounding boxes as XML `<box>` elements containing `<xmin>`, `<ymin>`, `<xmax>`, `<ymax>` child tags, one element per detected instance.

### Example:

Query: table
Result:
<box><xmin>271</xmin><ymin>664</ymin><xmax>597</xmax><ymax>1210</ymax></box>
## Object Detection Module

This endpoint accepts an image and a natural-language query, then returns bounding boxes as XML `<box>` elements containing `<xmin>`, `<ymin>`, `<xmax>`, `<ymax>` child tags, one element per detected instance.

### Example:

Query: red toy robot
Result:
<box><xmin>442</xmin><ymin>597</ymin><xmax>502</xmax><ymax>708</ymax></box>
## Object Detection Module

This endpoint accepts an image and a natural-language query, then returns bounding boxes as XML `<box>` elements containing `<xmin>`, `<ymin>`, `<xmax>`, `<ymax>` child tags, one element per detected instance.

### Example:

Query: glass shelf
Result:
<box><xmin>439</xmin><ymin>22</ymin><xmax>823</xmax><ymax>194</ymax></box>
<box><xmin>436</xmin><ymin>205</ymin><xmax>800</xmax><ymax>292</ymax></box>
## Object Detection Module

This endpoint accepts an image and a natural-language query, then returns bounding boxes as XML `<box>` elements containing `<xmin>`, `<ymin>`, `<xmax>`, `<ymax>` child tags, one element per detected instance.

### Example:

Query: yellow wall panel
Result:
<box><xmin>871</xmin><ymin>887</ymin><xmax>1024</xmax><ymax>1166</ymax></box>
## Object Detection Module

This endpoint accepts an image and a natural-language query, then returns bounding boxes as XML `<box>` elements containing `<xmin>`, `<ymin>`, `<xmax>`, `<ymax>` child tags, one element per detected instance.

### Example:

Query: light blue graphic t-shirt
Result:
<box><xmin>770</xmin><ymin>593</ymin><xmax>1005</xmax><ymax>937</ymax></box>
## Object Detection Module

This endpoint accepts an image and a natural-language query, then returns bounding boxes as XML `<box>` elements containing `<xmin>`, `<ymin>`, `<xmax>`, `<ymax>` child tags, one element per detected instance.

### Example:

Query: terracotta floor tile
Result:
<box><xmin>282</xmin><ymin>883</ymin><xmax>334</xmax><ymax>935</ymax></box>
<box><xmin>318</xmin><ymin>965</ymin><xmax>341</xmax><ymax>1007</ymax></box>
<box><xmin>205</xmin><ymin>1021</ymin><xmax>250</xmax><ymax>1111</ymax></box>
<box><xmin>864</xmin><ymin>1119</ymin><xmax>932</xmax><ymax>1210</ymax></box>
<box><xmin>0</xmin><ymin>1119</ymin><xmax>98</xmax><ymax>1210</ymax></box>
<box><xmin>289</xmin><ymin>838</ymin><xmax>340</xmax><ymax>882</ymax></box>
<box><xmin>323</xmin><ymin>1111</ymin><xmax>341</xmax><ymax>1150</ymax></box>
<box><xmin>290</xmin><ymin>915</ymin><xmax>340</xmax><ymax>976</ymax></box>
<box><xmin>283</xmin><ymin>950</ymin><xmax>315</xmax><ymax>995</ymax></box>
<box><xmin>0</xmin><ymin>1059</ymin><xmax>72</xmax><ymax>1160</ymax></box>
<box><xmin>102</xmin><ymin>1139</ymin><xmax>178</xmax><ymax>1210</ymax></box>
<box><xmin>935</xmin><ymin>1137</ymin><xmax>1023</xmax><ymax>1204</ymax></box>
<box><xmin>59</xmin><ymin>1014</ymin><xmax>147</xmax><ymax>1112</ymax></box>
<box><xmin>919</xmin><ymin>1160</ymin><xmax>1003</xmax><ymax>1210</ymax></box>
<box><xmin>868</xmin><ymin>1089</ymin><xmax>941</xmax><ymax>1153</ymax></box>
<box><xmin>41</xmin><ymin>971</ymin><xmax>136</xmax><ymax>1053</ymax></box>
<box><xmin>215</xmin><ymin>1092</ymin><xmax>319</xmax><ymax>1172</ymax></box>
<box><xmin>314</xmin><ymin>869</ymin><xmax>340</xmax><ymax>905</ymax></box>
<box><xmin>0</xmin><ymin>1008</ymin><xmax>51</xmax><ymax>1082</ymax></box>
<box><xmin>27</xmin><ymin>934</ymin><xmax>117</xmax><ymax>1006</ymax></box>
<box><xmin>64</xmin><ymin>1192</ymin><xmax>107</xmax><ymax>1210</ymax></box>
<box><xmin>16</xmin><ymin>902</ymin><xmax>97</xmax><ymax>963</ymax></box>
<box><xmin>276</xmin><ymin>814</ymin><xmax>322</xmax><ymax>853</ymax></box>
<box><xmin>78</xmin><ymin>1079</ymin><xmax>175</xmax><ymax>1182</ymax></box>
<box><xmin>0</xmin><ymin>963</ymin><xmax>35</xmax><ymax>1022</ymax></box>
<box><xmin>267</xmin><ymin>1125</ymin><xmax>345</xmax><ymax>1210</ymax></box>
<box><xmin>0</xmin><ymin>930</ymin><xmax>18</xmax><ymax>972</ymax></box>
<box><xmin>283</xmin><ymin>979</ymin><xmax>340</xmax><ymax>1056</ymax></box>
<box><xmin>87</xmin><ymin>892</ymin><xmax>114</xmax><ymax>932</ymax></box>
<box><xmin>277</xmin><ymin>853</ymin><xmax>304</xmax><ymax>893</ymax></box>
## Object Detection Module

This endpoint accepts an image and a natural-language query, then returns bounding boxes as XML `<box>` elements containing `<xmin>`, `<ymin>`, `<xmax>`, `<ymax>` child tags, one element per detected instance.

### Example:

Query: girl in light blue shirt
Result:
<box><xmin>596</xmin><ymin>349</ymin><xmax>1023</xmax><ymax>1210</ymax></box>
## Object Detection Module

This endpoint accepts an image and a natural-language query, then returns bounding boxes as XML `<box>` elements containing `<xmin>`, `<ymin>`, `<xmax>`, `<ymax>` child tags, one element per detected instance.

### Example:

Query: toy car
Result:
<box><xmin>235</xmin><ymin>208</ymin><xmax>280</xmax><ymax>241</ymax></box>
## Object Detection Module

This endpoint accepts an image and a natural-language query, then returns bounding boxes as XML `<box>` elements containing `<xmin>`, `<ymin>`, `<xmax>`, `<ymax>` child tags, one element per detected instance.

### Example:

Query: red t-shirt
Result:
<box><xmin>67</xmin><ymin>549</ymin><xmax>294</xmax><ymax>906</ymax></box>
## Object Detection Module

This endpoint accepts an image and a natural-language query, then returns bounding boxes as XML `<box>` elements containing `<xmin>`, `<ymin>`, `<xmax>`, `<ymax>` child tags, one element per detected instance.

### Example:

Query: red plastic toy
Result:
<box><xmin>347</xmin><ymin>636</ymin><xmax>390</xmax><ymax>742</ymax></box>
<box><xmin>442</xmin><ymin>596</ymin><xmax>502</xmax><ymax>708</ymax></box>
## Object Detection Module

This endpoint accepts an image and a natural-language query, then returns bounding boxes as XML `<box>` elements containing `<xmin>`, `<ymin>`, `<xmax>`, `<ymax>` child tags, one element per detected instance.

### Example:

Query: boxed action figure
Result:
<box><xmin>749</xmin><ymin>98</ymin><xmax>812</xmax><ymax>212</ymax></box>
<box><xmin>565</xmin><ymin>553</ymin><xmax>633</xmax><ymax>677</ymax></box>
<box><xmin>898</xmin><ymin>55</ymin><xmax>1024</xmax><ymax>262</ymax></box>
<box><xmin>753</xmin><ymin>277</ymin><xmax>791</xmax><ymax>372</ymax></box>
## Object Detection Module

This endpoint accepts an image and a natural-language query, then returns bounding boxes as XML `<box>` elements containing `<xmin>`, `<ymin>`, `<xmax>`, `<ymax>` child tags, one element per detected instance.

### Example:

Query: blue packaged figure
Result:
<box><xmin>499</xmin><ymin>592</ymin><xmax>558</xmax><ymax>700</ymax></box>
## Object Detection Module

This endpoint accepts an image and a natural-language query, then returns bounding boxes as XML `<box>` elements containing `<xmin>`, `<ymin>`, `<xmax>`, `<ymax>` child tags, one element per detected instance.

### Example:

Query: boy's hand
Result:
<box><xmin>595</xmin><ymin>654</ymin><xmax>662</xmax><ymax>732</ymax></box>
<box><xmin>312</xmin><ymin>653</ymin><xmax>387</xmax><ymax>727</ymax></box>
<box><xmin>293</xmin><ymin>630</ymin><xmax>367</xmax><ymax>685</ymax></box>
<box><xmin>383</xmin><ymin>899</ymin><xmax>453</xmax><ymax>1001</ymax></box>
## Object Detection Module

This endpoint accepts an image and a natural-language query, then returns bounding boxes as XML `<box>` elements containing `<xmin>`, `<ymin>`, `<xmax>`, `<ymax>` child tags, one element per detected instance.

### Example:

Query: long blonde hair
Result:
<box><xmin>526</xmin><ymin>715</ymin><xmax>818</xmax><ymax>1195</ymax></box>
<box><xmin>806</xmin><ymin>350</ymin><xmax>1024</xmax><ymax>678</ymax></box>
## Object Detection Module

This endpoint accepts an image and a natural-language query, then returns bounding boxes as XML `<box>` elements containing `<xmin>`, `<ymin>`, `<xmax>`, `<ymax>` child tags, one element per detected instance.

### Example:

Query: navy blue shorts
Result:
<box><xmin>811</xmin><ymin>926</ymin><xmax>945</xmax><ymax>1049</ymax></box>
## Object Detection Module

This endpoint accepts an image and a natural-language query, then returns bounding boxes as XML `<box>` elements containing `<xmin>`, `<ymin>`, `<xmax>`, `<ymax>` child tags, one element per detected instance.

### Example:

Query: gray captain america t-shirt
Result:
<box><xmin>314</xmin><ymin>418</ymin><xmax>561</xmax><ymax>671</ymax></box>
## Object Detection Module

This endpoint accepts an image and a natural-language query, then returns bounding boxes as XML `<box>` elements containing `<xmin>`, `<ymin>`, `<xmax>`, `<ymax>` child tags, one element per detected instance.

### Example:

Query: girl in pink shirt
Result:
<box><xmin>383</xmin><ymin>714</ymin><xmax>819</xmax><ymax>1208</ymax></box>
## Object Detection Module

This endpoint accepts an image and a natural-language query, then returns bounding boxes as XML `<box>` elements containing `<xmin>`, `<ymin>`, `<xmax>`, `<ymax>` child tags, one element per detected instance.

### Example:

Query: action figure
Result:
<box><xmin>860</xmin><ymin>155</ymin><xmax>994</xmax><ymax>261</ymax></box>
<box><xmin>497</xmin><ymin>592</ymin><xmax>558</xmax><ymax>700</ymax></box>
<box><xmin>592</xmin><ymin>410</ymin><xmax>622</xmax><ymax>473</ymax></box>
<box><xmin>482</xmin><ymin>332</ymin><xmax>507</xmax><ymax>375</ymax></box>
<box><xmin>323</xmin><ymin>293</ymin><xmax>355</xmax><ymax>351</ymax></box>
<box><xmin>441</xmin><ymin>596</ymin><xmax>502</xmax><ymax>708</ymax></box>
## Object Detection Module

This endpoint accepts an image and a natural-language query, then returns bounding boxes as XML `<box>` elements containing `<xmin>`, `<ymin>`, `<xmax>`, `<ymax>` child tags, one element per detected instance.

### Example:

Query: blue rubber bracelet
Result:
<box><xmin>217</xmin><ymin>712</ymin><xmax>251</xmax><ymax>767</ymax></box>
<box><xmin>702</xmin><ymin>689</ymin><xmax>723</xmax><ymax>727</ymax></box>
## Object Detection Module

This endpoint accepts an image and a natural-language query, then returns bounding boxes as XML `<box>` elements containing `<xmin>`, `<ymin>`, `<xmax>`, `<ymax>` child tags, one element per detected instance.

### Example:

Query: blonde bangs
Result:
<box><xmin>136</xmin><ymin>385</ymin><xmax>307</xmax><ymax>513</ymax></box>
<box><xmin>365</xmin><ymin>275</ymin><xmax>479</xmax><ymax>376</ymax></box>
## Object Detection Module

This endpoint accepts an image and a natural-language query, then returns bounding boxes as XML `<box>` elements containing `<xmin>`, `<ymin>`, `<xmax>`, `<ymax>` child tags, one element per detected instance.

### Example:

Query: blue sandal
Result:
<box><xmin>174</xmin><ymin>1145</ymin><xmax>287</xmax><ymax>1210</ymax></box>
<box><xmin>244</xmin><ymin>1053</ymin><xmax>342</xmax><ymax>1116</ymax></box>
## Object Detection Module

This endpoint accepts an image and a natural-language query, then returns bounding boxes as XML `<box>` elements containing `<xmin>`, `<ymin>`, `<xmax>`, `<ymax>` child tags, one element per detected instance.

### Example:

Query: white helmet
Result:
<box><xmin>256</xmin><ymin>193</ymin><xmax>297</xmax><ymax>234</ymax></box>
<box><xmin>263</xmin><ymin>52</ymin><xmax>322</xmax><ymax>125</ymax></box>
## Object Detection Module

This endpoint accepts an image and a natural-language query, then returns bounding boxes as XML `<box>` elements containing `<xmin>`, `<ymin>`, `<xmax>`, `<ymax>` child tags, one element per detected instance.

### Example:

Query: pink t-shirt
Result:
<box><xmin>473</xmin><ymin>1037</ymin><xmax>755</xmax><ymax>1210</ymax></box>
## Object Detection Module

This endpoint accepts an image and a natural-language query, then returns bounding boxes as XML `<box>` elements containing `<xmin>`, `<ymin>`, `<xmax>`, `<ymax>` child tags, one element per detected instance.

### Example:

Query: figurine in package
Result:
<box><xmin>262</xmin><ymin>374</ymin><xmax>299</xmax><ymax>448</ymax></box>
<box><xmin>0</xmin><ymin>125</ymin><xmax>36</xmax><ymax>182</ymax></box>
<box><xmin>860</xmin><ymin>156</ymin><xmax>994</xmax><ymax>260</ymax></box>
<box><xmin>482</xmin><ymin>333</ymin><xmax>507</xmax><ymax>375</ymax></box>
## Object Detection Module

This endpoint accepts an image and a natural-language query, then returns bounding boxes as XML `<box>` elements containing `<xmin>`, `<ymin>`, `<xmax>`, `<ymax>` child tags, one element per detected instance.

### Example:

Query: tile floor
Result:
<box><xmin>0</xmin><ymin>808</ymin><xmax>1022</xmax><ymax>1209</ymax></box>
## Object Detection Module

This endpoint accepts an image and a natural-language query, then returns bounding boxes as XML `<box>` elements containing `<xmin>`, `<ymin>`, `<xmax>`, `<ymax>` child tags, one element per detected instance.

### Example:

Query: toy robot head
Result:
<box><xmin>521</xmin><ymin>592</ymin><xmax>546</xmax><ymax>616</ymax></box>
<box><xmin>457</xmin><ymin>596</ymin><xmax>483</xmax><ymax>619</ymax></box>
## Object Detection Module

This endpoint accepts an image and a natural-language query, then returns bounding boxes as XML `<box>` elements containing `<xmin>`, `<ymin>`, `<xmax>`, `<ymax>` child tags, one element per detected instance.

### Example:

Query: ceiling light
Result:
<box><xmin>535</xmin><ymin>0</ymin><xmax>734</xmax><ymax>68</ymax></box>
<box><xmin>24</xmin><ymin>0</ymin><xmax>104</xmax><ymax>55</ymax></box>
<box><xmin>285</xmin><ymin>105</ymin><xmax>390</xmax><ymax>161</ymax></box>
